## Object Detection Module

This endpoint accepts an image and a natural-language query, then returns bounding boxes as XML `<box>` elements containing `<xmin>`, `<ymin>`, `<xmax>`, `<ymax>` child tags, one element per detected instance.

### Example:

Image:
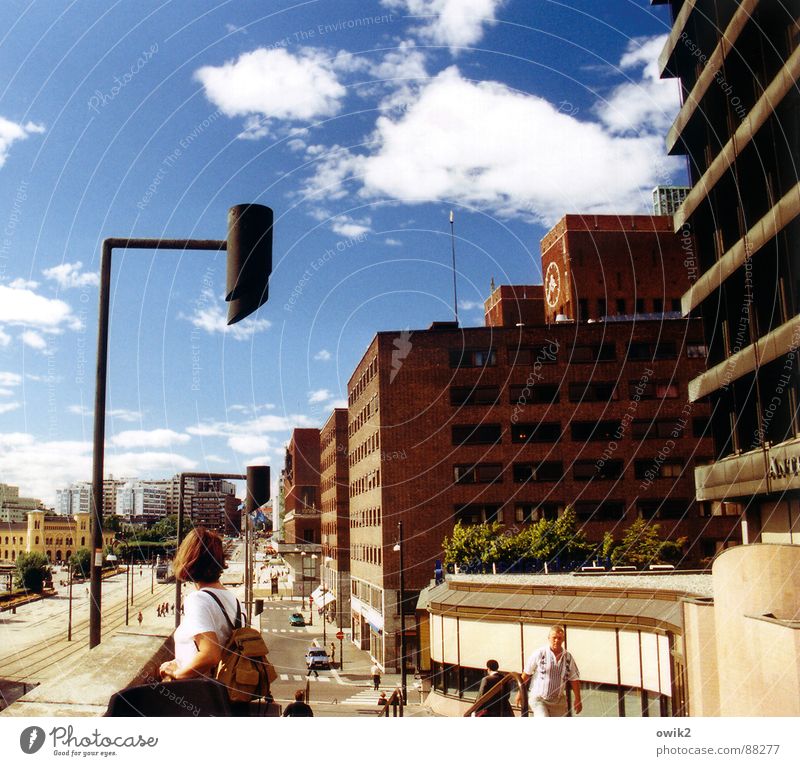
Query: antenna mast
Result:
<box><xmin>450</xmin><ymin>210</ymin><xmax>459</xmax><ymax>325</ymax></box>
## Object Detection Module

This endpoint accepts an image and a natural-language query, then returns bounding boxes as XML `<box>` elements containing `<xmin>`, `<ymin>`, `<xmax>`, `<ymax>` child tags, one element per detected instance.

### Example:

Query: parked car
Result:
<box><xmin>289</xmin><ymin>612</ymin><xmax>305</xmax><ymax>627</ymax></box>
<box><xmin>305</xmin><ymin>647</ymin><xmax>330</xmax><ymax>670</ymax></box>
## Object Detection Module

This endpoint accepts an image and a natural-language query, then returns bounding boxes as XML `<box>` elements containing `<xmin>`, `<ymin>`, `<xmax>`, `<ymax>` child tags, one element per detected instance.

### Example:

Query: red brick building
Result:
<box><xmin>320</xmin><ymin>408</ymin><xmax>350</xmax><ymax>627</ymax></box>
<box><xmin>346</xmin><ymin>214</ymin><xmax>741</xmax><ymax>672</ymax></box>
<box><xmin>540</xmin><ymin>214</ymin><xmax>687</xmax><ymax>323</ymax></box>
<box><xmin>282</xmin><ymin>428</ymin><xmax>321</xmax><ymax>545</ymax></box>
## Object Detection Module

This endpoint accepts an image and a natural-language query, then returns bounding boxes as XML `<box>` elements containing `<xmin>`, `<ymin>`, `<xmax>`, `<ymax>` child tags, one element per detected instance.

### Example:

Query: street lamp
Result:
<box><xmin>88</xmin><ymin>205</ymin><xmax>273</xmax><ymax>648</ymax></box>
<box><xmin>322</xmin><ymin>555</ymin><xmax>332</xmax><ymax>648</ymax></box>
<box><xmin>67</xmin><ymin>561</ymin><xmax>74</xmax><ymax>642</ymax></box>
<box><xmin>393</xmin><ymin>521</ymin><xmax>407</xmax><ymax>707</ymax></box>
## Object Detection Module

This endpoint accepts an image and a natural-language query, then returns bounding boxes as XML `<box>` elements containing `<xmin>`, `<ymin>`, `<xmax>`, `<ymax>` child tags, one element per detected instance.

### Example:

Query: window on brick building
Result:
<box><xmin>638</xmin><ymin>499</ymin><xmax>691</xmax><ymax>520</ymax></box>
<box><xmin>571</xmin><ymin>420</ymin><xmax>621</xmax><ymax>441</ymax></box>
<box><xmin>686</xmin><ymin>344</ymin><xmax>708</xmax><ymax>358</ymax></box>
<box><xmin>574</xmin><ymin>501</ymin><xmax>626</xmax><ymax>521</ymax></box>
<box><xmin>692</xmin><ymin>417</ymin><xmax>711</xmax><ymax>438</ymax></box>
<box><xmin>569</xmin><ymin>381</ymin><xmax>617</xmax><ymax>402</ymax></box>
<box><xmin>511</xmin><ymin>422</ymin><xmax>561</xmax><ymax>443</ymax></box>
<box><xmin>573</xmin><ymin>460</ymin><xmax>623</xmax><ymax>481</ymax></box>
<box><xmin>632</xmin><ymin>419</ymin><xmax>680</xmax><ymax>439</ymax></box>
<box><xmin>508</xmin><ymin>384</ymin><xmax>560</xmax><ymax>404</ymax></box>
<box><xmin>571</xmin><ymin>344</ymin><xmax>616</xmax><ymax>362</ymax></box>
<box><xmin>597</xmin><ymin>298</ymin><xmax>607</xmax><ymax>317</ymax></box>
<box><xmin>450</xmin><ymin>385</ymin><xmax>500</xmax><ymax>406</ymax></box>
<box><xmin>452</xmin><ymin>424</ymin><xmax>502</xmax><ymax>445</ymax></box>
<box><xmin>631</xmin><ymin>380</ymin><xmax>679</xmax><ymax>399</ymax></box>
<box><xmin>634</xmin><ymin>460</ymin><xmax>684</xmax><ymax>479</ymax></box>
<box><xmin>512</xmin><ymin>461</ymin><xmax>563</xmax><ymax>482</ymax></box>
<box><xmin>507</xmin><ymin>344</ymin><xmax>559</xmax><ymax>366</ymax></box>
<box><xmin>454</xmin><ymin>504</ymin><xmax>502</xmax><ymax>525</ymax></box>
<box><xmin>578</xmin><ymin>298</ymin><xmax>588</xmax><ymax>319</ymax></box>
<box><xmin>635</xmin><ymin>298</ymin><xmax>645</xmax><ymax>314</ymax></box>
<box><xmin>616</xmin><ymin>298</ymin><xmax>626</xmax><ymax>315</ymax></box>
<box><xmin>453</xmin><ymin>463</ymin><xmax>503</xmax><ymax>484</ymax></box>
<box><xmin>653</xmin><ymin>297</ymin><xmax>663</xmax><ymax>313</ymax></box>
<box><xmin>449</xmin><ymin>348</ymin><xmax>497</xmax><ymax>368</ymax></box>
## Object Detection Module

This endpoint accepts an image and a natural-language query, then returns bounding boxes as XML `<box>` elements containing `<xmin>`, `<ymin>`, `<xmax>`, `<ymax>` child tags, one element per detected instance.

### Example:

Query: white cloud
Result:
<box><xmin>308</xmin><ymin>388</ymin><xmax>332</xmax><ymax>404</ymax></box>
<box><xmin>187</xmin><ymin>413</ymin><xmax>317</xmax><ymax>440</ymax></box>
<box><xmin>0</xmin><ymin>328</ymin><xmax>10</xmax><ymax>347</ymax></box>
<box><xmin>108</xmin><ymin>429</ymin><xmax>190</xmax><ymax>448</ymax></box>
<box><xmin>0</xmin><ymin>372</ymin><xmax>22</xmax><ymax>387</ymax></box>
<box><xmin>195</xmin><ymin>47</ymin><xmax>347</xmax><ymax>137</ymax></box>
<box><xmin>330</xmin><ymin>214</ymin><xmax>371</xmax><ymax>237</ymax></box>
<box><xmin>458</xmin><ymin>299</ymin><xmax>484</xmax><ymax>311</ymax></box>
<box><xmin>0</xmin><ymin>432</ymin><xmax>195</xmax><ymax>505</ymax></box>
<box><xmin>0</xmin><ymin>283</ymin><xmax>82</xmax><ymax>332</ymax></box>
<box><xmin>0</xmin><ymin>402</ymin><xmax>20</xmax><ymax>414</ymax></box>
<box><xmin>179</xmin><ymin>287</ymin><xmax>271</xmax><ymax>341</ymax></box>
<box><xmin>382</xmin><ymin>0</ymin><xmax>505</xmax><ymax>49</ymax></box>
<box><xmin>228</xmin><ymin>434</ymin><xmax>271</xmax><ymax>454</ymax></box>
<box><xmin>0</xmin><ymin>388</ymin><xmax>13</xmax><ymax>396</ymax></box>
<box><xmin>0</xmin><ymin>116</ymin><xmax>45</xmax><ymax>167</ymax></box>
<box><xmin>42</xmin><ymin>261</ymin><xmax>99</xmax><ymax>289</ymax></box>
<box><xmin>314</xmin><ymin>349</ymin><xmax>332</xmax><ymax>361</ymax></box>
<box><xmin>21</xmin><ymin>330</ymin><xmax>47</xmax><ymax>350</ymax></box>
<box><xmin>304</xmin><ymin>64</ymin><xmax>681</xmax><ymax>223</ymax></box>
<box><xmin>227</xmin><ymin>403</ymin><xmax>276</xmax><ymax>415</ymax></box>
<box><xmin>595</xmin><ymin>35</ymin><xmax>680</xmax><ymax>136</ymax></box>
<box><xmin>9</xmin><ymin>277</ymin><xmax>38</xmax><ymax>289</ymax></box>
<box><xmin>384</xmin><ymin>238</ymin><xmax>403</xmax><ymax>246</ymax></box>
<box><xmin>68</xmin><ymin>404</ymin><xmax>142</xmax><ymax>422</ymax></box>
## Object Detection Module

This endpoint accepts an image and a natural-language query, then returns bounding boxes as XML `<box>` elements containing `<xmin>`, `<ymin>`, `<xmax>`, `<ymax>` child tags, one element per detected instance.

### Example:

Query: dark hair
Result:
<box><xmin>172</xmin><ymin>527</ymin><xmax>225</xmax><ymax>583</ymax></box>
<box><xmin>487</xmin><ymin>659</ymin><xmax>499</xmax><ymax>671</ymax></box>
<box><xmin>294</xmin><ymin>690</ymin><xmax>305</xmax><ymax>701</ymax></box>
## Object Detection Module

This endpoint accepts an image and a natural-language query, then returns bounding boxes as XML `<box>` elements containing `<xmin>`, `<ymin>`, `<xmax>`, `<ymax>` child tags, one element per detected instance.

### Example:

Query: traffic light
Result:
<box><xmin>226</xmin><ymin>204</ymin><xmax>273</xmax><ymax>324</ymax></box>
<box><xmin>245</xmin><ymin>466</ymin><xmax>270</xmax><ymax>515</ymax></box>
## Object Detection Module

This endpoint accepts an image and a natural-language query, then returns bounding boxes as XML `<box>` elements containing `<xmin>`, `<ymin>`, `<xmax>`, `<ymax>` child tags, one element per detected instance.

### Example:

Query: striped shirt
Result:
<box><xmin>524</xmin><ymin>646</ymin><xmax>579</xmax><ymax>702</ymax></box>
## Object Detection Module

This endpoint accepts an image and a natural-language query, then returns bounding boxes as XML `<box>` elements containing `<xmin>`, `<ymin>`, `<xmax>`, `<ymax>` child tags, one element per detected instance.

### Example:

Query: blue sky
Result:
<box><xmin>0</xmin><ymin>0</ymin><xmax>684</xmax><ymax>505</ymax></box>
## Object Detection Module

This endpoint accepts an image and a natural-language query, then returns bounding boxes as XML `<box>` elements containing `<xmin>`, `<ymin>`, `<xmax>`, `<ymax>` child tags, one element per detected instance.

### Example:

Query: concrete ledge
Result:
<box><xmin>1</xmin><ymin>628</ymin><xmax>173</xmax><ymax>717</ymax></box>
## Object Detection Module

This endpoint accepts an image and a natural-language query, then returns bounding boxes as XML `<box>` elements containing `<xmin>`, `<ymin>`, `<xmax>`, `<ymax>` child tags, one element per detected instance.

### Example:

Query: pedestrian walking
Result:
<box><xmin>475</xmin><ymin>659</ymin><xmax>513</xmax><ymax>717</ymax></box>
<box><xmin>137</xmin><ymin>611</ymin><xmax>143</xmax><ymax>626</ymax></box>
<box><xmin>330</xmin><ymin>642</ymin><xmax>336</xmax><ymax>667</ymax></box>
<box><xmin>282</xmin><ymin>689</ymin><xmax>313</xmax><ymax>717</ymax></box>
<box><xmin>371</xmin><ymin>663</ymin><xmax>382</xmax><ymax>691</ymax></box>
<box><xmin>519</xmin><ymin>625</ymin><xmax>582</xmax><ymax>717</ymax></box>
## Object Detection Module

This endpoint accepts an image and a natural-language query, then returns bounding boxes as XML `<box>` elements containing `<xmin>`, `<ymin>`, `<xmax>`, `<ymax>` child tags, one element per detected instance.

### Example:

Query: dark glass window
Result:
<box><xmin>692</xmin><ymin>417</ymin><xmax>711</xmax><ymax>438</ymax></box>
<box><xmin>569</xmin><ymin>382</ymin><xmax>617</xmax><ymax>402</ymax></box>
<box><xmin>630</xmin><ymin>380</ymin><xmax>679</xmax><ymax>399</ymax></box>
<box><xmin>453</xmin><ymin>463</ymin><xmax>503</xmax><ymax>484</ymax></box>
<box><xmin>616</xmin><ymin>298</ymin><xmax>626</xmax><ymax>314</ymax></box>
<box><xmin>455</xmin><ymin>504</ymin><xmax>502</xmax><ymax>525</ymax></box>
<box><xmin>638</xmin><ymin>500</ymin><xmax>691</xmax><ymax>520</ymax></box>
<box><xmin>449</xmin><ymin>348</ymin><xmax>497</xmax><ymax>368</ymax></box>
<box><xmin>452</xmin><ymin>424</ymin><xmax>502</xmax><ymax>445</ymax></box>
<box><xmin>450</xmin><ymin>385</ymin><xmax>500</xmax><ymax>406</ymax></box>
<box><xmin>634</xmin><ymin>460</ymin><xmax>683</xmax><ymax>479</ymax></box>
<box><xmin>511</xmin><ymin>422</ymin><xmax>561</xmax><ymax>443</ymax></box>
<box><xmin>632</xmin><ymin>420</ymin><xmax>679</xmax><ymax>439</ymax></box>
<box><xmin>509</xmin><ymin>384</ymin><xmax>560</xmax><ymax>404</ymax></box>
<box><xmin>574</xmin><ymin>501</ymin><xmax>626</xmax><ymax>521</ymax></box>
<box><xmin>512</xmin><ymin>461</ymin><xmax>563</xmax><ymax>482</ymax></box>
<box><xmin>571</xmin><ymin>344</ymin><xmax>616</xmax><ymax>363</ymax></box>
<box><xmin>506</xmin><ymin>345</ymin><xmax>559</xmax><ymax>365</ymax></box>
<box><xmin>628</xmin><ymin>341</ymin><xmax>677</xmax><ymax>360</ymax></box>
<box><xmin>573</xmin><ymin>460</ymin><xmax>623</xmax><ymax>480</ymax></box>
<box><xmin>571</xmin><ymin>420</ymin><xmax>621</xmax><ymax>441</ymax></box>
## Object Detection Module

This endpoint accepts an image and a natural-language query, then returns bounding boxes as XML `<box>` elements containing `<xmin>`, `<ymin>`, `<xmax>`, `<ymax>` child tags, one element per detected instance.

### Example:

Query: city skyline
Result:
<box><xmin>0</xmin><ymin>1</ymin><xmax>683</xmax><ymax>506</ymax></box>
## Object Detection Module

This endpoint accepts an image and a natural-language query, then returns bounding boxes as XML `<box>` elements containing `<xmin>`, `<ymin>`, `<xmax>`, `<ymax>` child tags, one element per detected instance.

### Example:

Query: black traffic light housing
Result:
<box><xmin>226</xmin><ymin>204</ymin><xmax>273</xmax><ymax>325</ymax></box>
<box><xmin>245</xmin><ymin>465</ymin><xmax>270</xmax><ymax>515</ymax></box>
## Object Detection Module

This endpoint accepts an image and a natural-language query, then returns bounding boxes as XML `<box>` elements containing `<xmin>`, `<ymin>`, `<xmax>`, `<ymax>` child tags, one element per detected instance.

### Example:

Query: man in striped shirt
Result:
<box><xmin>520</xmin><ymin>625</ymin><xmax>582</xmax><ymax>717</ymax></box>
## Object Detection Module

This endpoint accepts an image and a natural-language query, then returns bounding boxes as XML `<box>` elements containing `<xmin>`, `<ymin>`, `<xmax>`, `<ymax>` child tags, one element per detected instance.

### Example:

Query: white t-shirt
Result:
<box><xmin>174</xmin><ymin>588</ymin><xmax>240</xmax><ymax>669</ymax></box>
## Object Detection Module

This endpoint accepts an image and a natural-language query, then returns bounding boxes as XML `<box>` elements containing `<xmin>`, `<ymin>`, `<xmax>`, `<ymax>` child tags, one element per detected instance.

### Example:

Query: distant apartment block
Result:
<box><xmin>652</xmin><ymin>185</ymin><xmax>690</xmax><ymax>216</ymax></box>
<box><xmin>283</xmin><ymin>429</ymin><xmax>321</xmax><ymax>545</ymax></box>
<box><xmin>0</xmin><ymin>484</ymin><xmax>47</xmax><ymax>524</ymax></box>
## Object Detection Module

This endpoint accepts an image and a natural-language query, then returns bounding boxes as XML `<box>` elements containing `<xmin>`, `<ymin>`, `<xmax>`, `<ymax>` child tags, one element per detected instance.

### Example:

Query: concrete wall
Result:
<box><xmin>682</xmin><ymin>599</ymin><xmax>720</xmax><ymax>716</ymax></box>
<box><xmin>712</xmin><ymin>544</ymin><xmax>800</xmax><ymax>716</ymax></box>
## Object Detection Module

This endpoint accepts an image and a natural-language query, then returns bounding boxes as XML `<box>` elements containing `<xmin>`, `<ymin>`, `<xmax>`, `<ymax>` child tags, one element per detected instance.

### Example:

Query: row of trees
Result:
<box><xmin>442</xmin><ymin>508</ymin><xmax>687</xmax><ymax>572</ymax></box>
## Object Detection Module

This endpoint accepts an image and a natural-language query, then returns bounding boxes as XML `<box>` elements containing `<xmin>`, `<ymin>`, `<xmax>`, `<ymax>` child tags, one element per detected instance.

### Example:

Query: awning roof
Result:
<box><xmin>311</xmin><ymin>585</ymin><xmax>336</xmax><ymax>607</ymax></box>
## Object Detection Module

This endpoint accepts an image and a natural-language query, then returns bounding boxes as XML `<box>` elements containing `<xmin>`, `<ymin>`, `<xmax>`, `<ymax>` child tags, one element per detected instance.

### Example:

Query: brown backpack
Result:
<box><xmin>201</xmin><ymin>589</ymin><xmax>276</xmax><ymax>703</ymax></box>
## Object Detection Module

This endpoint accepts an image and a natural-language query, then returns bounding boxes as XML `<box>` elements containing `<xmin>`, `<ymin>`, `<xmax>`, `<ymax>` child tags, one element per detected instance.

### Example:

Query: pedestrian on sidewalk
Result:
<box><xmin>330</xmin><ymin>642</ymin><xmax>336</xmax><ymax>667</ymax></box>
<box><xmin>371</xmin><ymin>663</ymin><xmax>381</xmax><ymax>691</ymax></box>
<box><xmin>137</xmin><ymin>611</ymin><xmax>143</xmax><ymax>626</ymax></box>
<box><xmin>475</xmin><ymin>659</ymin><xmax>513</xmax><ymax>717</ymax></box>
<box><xmin>282</xmin><ymin>689</ymin><xmax>313</xmax><ymax>717</ymax></box>
<box><xmin>377</xmin><ymin>692</ymin><xmax>388</xmax><ymax>706</ymax></box>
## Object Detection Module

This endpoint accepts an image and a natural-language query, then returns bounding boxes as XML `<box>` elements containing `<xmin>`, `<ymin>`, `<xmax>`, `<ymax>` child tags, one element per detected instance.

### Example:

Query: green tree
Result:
<box><xmin>103</xmin><ymin>514</ymin><xmax>122</xmax><ymax>533</ymax></box>
<box><xmin>611</xmin><ymin>519</ymin><xmax>675</xmax><ymax>568</ymax></box>
<box><xmin>442</xmin><ymin>522</ymin><xmax>503</xmax><ymax>568</ymax></box>
<box><xmin>69</xmin><ymin>548</ymin><xmax>91</xmax><ymax>578</ymax></box>
<box><xmin>14</xmin><ymin>552</ymin><xmax>50</xmax><ymax>593</ymax></box>
<box><xmin>148</xmin><ymin>514</ymin><xmax>191</xmax><ymax>541</ymax></box>
<box><xmin>523</xmin><ymin>506</ymin><xmax>590</xmax><ymax>564</ymax></box>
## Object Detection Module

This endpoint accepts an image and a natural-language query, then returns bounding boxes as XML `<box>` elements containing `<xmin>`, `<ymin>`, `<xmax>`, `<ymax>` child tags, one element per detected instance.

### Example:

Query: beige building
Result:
<box><xmin>0</xmin><ymin>484</ymin><xmax>47</xmax><ymax>524</ymax></box>
<box><xmin>1</xmin><ymin>511</ymin><xmax>114</xmax><ymax>564</ymax></box>
<box><xmin>422</xmin><ymin>544</ymin><xmax>800</xmax><ymax>717</ymax></box>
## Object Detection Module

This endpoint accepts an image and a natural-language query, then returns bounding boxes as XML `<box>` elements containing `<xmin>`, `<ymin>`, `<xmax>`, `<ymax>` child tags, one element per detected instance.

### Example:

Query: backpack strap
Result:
<box><xmin>200</xmin><ymin>588</ymin><xmax>241</xmax><ymax>630</ymax></box>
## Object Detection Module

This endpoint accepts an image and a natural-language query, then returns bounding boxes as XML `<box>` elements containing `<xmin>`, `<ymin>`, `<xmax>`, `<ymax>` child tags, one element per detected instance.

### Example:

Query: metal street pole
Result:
<box><xmin>125</xmin><ymin>557</ymin><xmax>129</xmax><ymax>626</ymax></box>
<box><xmin>67</xmin><ymin>565</ymin><xmax>73</xmax><ymax>641</ymax></box>
<box><xmin>322</xmin><ymin>561</ymin><xmax>327</xmax><ymax>647</ymax></box>
<box><xmin>130</xmin><ymin>552</ymin><xmax>134</xmax><ymax>606</ymax></box>
<box><xmin>398</xmin><ymin>520</ymin><xmax>407</xmax><ymax>708</ymax></box>
<box><xmin>151</xmin><ymin>561</ymin><xmax>154</xmax><ymax>595</ymax></box>
<box><xmin>90</xmin><ymin>203</ymin><xmax>273</xmax><ymax>648</ymax></box>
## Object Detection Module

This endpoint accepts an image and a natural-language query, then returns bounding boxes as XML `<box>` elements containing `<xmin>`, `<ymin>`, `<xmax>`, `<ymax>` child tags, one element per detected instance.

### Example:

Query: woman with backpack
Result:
<box><xmin>158</xmin><ymin>527</ymin><xmax>239</xmax><ymax>682</ymax></box>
